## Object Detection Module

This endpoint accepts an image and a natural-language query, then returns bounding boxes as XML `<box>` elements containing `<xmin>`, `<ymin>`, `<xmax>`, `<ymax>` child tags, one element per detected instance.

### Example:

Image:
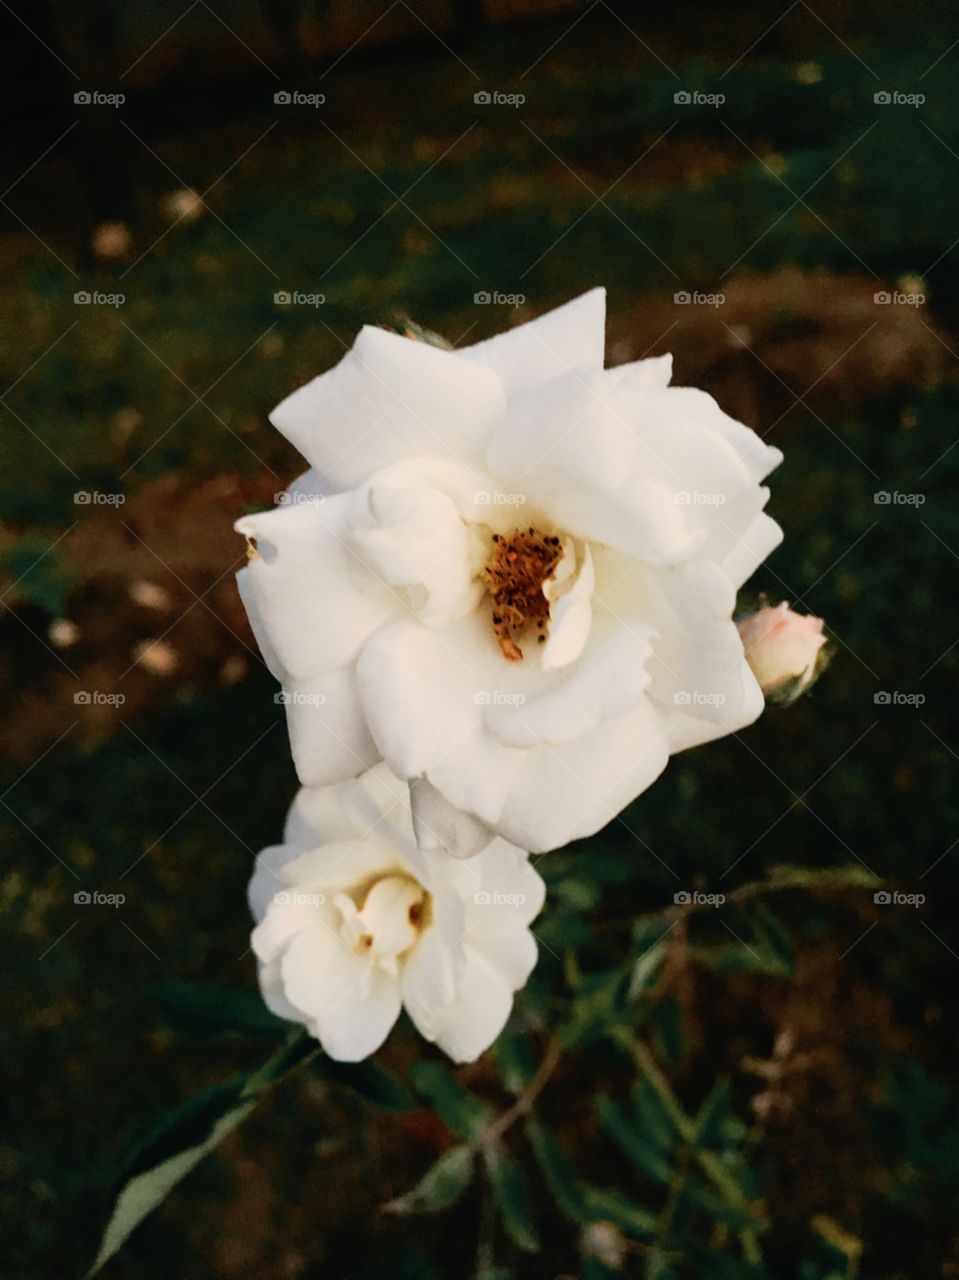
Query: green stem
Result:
<box><xmin>481</xmin><ymin>1037</ymin><xmax>562</xmax><ymax>1148</ymax></box>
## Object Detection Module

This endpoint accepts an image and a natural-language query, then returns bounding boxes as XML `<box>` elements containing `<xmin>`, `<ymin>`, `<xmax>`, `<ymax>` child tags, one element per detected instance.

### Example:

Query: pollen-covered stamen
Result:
<box><xmin>483</xmin><ymin>527</ymin><xmax>563</xmax><ymax>661</ymax></box>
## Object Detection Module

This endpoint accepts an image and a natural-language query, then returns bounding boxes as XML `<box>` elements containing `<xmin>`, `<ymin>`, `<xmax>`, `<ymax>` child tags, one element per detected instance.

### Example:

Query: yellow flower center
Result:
<box><xmin>333</xmin><ymin>875</ymin><xmax>429</xmax><ymax>978</ymax></box>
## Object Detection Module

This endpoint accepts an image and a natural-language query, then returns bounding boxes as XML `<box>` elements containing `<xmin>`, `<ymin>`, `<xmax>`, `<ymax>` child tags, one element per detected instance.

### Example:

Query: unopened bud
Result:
<box><xmin>738</xmin><ymin>603</ymin><xmax>828</xmax><ymax>705</ymax></box>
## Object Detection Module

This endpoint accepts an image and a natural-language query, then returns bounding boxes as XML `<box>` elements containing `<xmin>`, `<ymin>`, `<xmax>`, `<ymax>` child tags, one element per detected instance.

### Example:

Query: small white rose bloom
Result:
<box><xmin>737</xmin><ymin>603</ymin><xmax>827</xmax><ymax>704</ymax></box>
<box><xmin>237</xmin><ymin>289</ymin><xmax>783</xmax><ymax>854</ymax></box>
<box><xmin>248</xmin><ymin>764</ymin><xmax>545</xmax><ymax>1063</ymax></box>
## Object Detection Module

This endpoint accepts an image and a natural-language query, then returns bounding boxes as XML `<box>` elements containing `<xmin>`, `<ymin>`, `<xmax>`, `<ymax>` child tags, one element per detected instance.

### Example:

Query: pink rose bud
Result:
<box><xmin>737</xmin><ymin>603</ymin><xmax>828</xmax><ymax>705</ymax></box>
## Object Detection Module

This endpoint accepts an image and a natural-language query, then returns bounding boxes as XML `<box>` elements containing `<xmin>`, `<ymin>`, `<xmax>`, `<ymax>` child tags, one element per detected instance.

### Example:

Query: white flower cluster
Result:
<box><xmin>238</xmin><ymin>290</ymin><xmax>785</xmax><ymax>1061</ymax></box>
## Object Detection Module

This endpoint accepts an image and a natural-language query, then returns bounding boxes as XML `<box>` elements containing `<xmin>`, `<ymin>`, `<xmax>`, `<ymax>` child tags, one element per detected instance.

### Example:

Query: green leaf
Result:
<box><xmin>582</xmin><ymin>1258</ymin><xmax>620</xmax><ymax>1280</ymax></box>
<box><xmin>685</xmin><ymin>1238</ymin><xmax>770</xmax><ymax>1279</ymax></box>
<box><xmin>689</xmin><ymin>904</ymin><xmax>794</xmax><ymax>977</ymax></box>
<box><xmin>87</xmin><ymin>1032</ymin><xmax>316</xmax><ymax>1275</ymax></box>
<box><xmin>586</xmin><ymin>1186</ymin><xmax>658</xmax><ymax>1237</ymax></box>
<box><xmin>693</xmin><ymin>1079</ymin><xmax>745</xmax><ymax>1148</ymax></box>
<box><xmin>560</xmin><ymin>969</ymin><xmax>628</xmax><ymax>1047</ymax></box>
<box><xmin>409</xmin><ymin>1060</ymin><xmax>494</xmax><ymax>1140</ymax></box>
<box><xmin>483</xmin><ymin>1142</ymin><xmax>540</xmax><ymax>1253</ymax></box>
<box><xmin>493</xmin><ymin>1032</ymin><xmax>537</xmax><ymax>1096</ymax></box>
<box><xmin>759</xmin><ymin>864</ymin><xmax>879</xmax><ymax>894</ymax></box>
<box><xmin>749</xmin><ymin>904</ymin><xmax>794</xmax><ymax>971</ymax></box>
<box><xmin>632</xmin><ymin>1077</ymin><xmax>683</xmax><ymax>1153</ymax></box>
<box><xmin>652</xmin><ymin>997</ymin><xmax>685</xmax><ymax>1065</ymax></box>
<box><xmin>596</xmin><ymin>1094</ymin><xmax>674</xmax><ymax>1184</ymax></box>
<box><xmin>384</xmin><ymin>1145</ymin><xmax>474</xmax><ymax>1215</ymax></box>
<box><xmin>628</xmin><ymin>939</ymin><xmax>667</xmax><ymax>1001</ymax></box>
<box><xmin>526</xmin><ymin>1116</ymin><xmax>592</xmax><ymax>1222</ymax></box>
<box><xmin>683</xmin><ymin>1175</ymin><xmax>767</xmax><ymax>1233</ymax></box>
<box><xmin>154</xmin><ymin>984</ymin><xmax>413</xmax><ymax>1107</ymax></box>
<box><xmin>314</xmin><ymin>1056</ymin><xmax>414</xmax><ymax>1111</ymax></box>
<box><xmin>526</xmin><ymin>1118</ymin><xmax>656</xmax><ymax>1237</ymax></box>
<box><xmin>153</xmin><ymin>979</ymin><xmax>289</xmax><ymax>1038</ymax></box>
<box><xmin>644</xmin><ymin>1249</ymin><xmax>679</xmax><ymax>1280</ymax></box>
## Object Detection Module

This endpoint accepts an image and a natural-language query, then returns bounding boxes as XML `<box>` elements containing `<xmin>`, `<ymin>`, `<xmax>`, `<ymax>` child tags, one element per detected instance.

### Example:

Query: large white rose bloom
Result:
<box><xmin>248</xmin><ymin>763</ymin><xmax>545</xmax><ymax>1062</ymax></box>
<box><xmin>237</xmin><ymin>289</ymin><xmax>782</xmax><ymax>854</ymax></box>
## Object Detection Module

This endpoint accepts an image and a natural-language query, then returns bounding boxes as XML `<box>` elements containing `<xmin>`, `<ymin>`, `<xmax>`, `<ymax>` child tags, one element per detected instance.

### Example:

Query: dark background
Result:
<box><xmin>2</xmin><ymin>1</ymin><xmax>959</xmax><ymax>1277</ymax></box>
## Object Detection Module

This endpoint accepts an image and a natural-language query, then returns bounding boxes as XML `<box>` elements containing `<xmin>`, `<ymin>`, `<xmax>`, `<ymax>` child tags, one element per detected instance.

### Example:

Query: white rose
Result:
<box><xmin>237</xmin><ymin>289</ymin><xmax>782</xmax><ymax>854</ymax></box>
<box><xmin>248</xmin><ymin>763</ymin><xmax>545</xmax><ymax>1063</ymax></box>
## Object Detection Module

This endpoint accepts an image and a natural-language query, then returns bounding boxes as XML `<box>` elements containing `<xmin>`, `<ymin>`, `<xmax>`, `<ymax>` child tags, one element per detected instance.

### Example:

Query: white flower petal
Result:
<box><xmin>248</xmin><ymin>844</ymin><xmax>298</xmax><ymax>923</ymax></box>
<box><xmin>251</xmin><ymin>894</ymin><xmax>328</xmax><ymax>963</ymax></box>
<box><xmin>348</xmin><ymin>483</ymin><xmax>484</xmax><ymax>627</ymax></box>
<box><xmin>357</xmin><ymin>613</ymin><xmax>668</xmax><ymax>851</ymax></box>
<box><xmin>270</xmin><ymin>325</ymin><xmax>506</xmax><ymax>489</ymax></box>
<box><xmin>356</xmin><ymin>615</ymin><xmax>522</xmax><ymax>815</ymax></box>
<box><xmin>461</xmin><ymin>287</ymin><xmax>606</xmax><ymax>398</ymax></box>
<box><xmin>632</xmin><ymin>560</ymin><xmax>761</xmax><ymax>726</ymax></box>
<box><xmin>281</xmin><ymin>836</ymin><xmax>402</xmax><ymax>895</ymax></box>
<box><xmin>484</xmin><ymin>616</ymin><xmax>654</xmax><ymax>749</ymax></box>
<box><xmin>488</xmin><ymin>368</ymin><xmax>636</xmax><ymax>496</ymax></box>
<box><xmin>282</xmin><ymin>467</ymin><xmax>335</xmax><ymax>501</ymax></box>
<box><xmin>465</xmin><ymin>838</ymin><xmax>546</xmax><ymax>934</ymax></box>
<box><xmin>540</xmin><ymin>543</ymin><xmax>594</xmax><ymax>672</ymax></box>
<box><xmin>720</xmin><ymin>510</ymin><xmax>784</xmax><ymax>588</ymax></box>
<box><xmin>494</xmin><ymin>696</ymin><xmax>670</xmax><ymax>852</ymax></box>
<box><xmin>471</xmin><ymin>928</ymin><xmax>539</xmax><ymax>991</ymax></box>
<box><xmin>669</xmin><ymin>386</ymin><xmax>782</xmax><ymax>484</ymax></box>
<box><xmin>236</xmin><ymin>565</ymin><xmax>285</xmax><ymax>682</ymax></box>
<box><xmin>236</xmin><ymin>496</ymin><xmax>396</xmax><ymax>681</ymax></box>
<box><xmin>400</xmin><ymin>921</ymin><xmax>463</xmax><ymax>1041</ymax></box>
<box><xmin>283</xmin><ymin>762</ymin><xmax>409</xmax><ymax>849</ymax></box>
<box><xmin>428</xmin><ymin>945</ymin><xmax>515</xmax><ymax>1063</ymax></box>
<box><xmin>257</xmin><ymin>957</ymin><xmax>305</xmax><ymax>1023</ymax></box>
<box><xmin>283</xmin><ymin>666</ymin><xmax>380</xmax><ymax>788</ymax></box>
<box><xmin>410</xmin><ymin>775</ymin><xmax>496</xmax><ymax>860</ymax></box>
<box><xmin>605</xmin><ymin>352</ymin><xmax>673</xmax><ymax>390</ymax></box>
<box><xmin>281</xmin><ymin>926</ymin><xmax>403</xmax><ymax>1061</ymax></box>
